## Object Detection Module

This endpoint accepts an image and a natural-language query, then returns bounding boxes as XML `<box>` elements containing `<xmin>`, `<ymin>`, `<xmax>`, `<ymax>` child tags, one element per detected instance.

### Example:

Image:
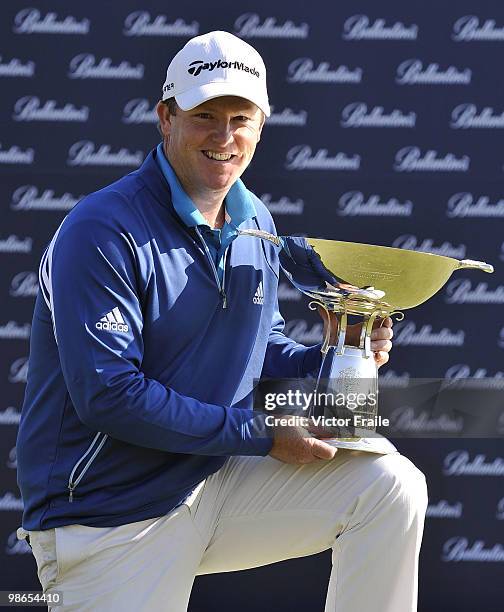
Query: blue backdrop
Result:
<box><xmin>1</xmin><ymin>1</ymin><xmax>503</xmax><ymax>610</ymax></box>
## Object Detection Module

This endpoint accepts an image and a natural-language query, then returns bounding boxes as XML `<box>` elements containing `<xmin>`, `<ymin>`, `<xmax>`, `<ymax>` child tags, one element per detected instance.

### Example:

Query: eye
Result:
<box><xmin>234</xmin><ymin>115</ymin><xmax>250</xmax><ymax>122</ymax></box>
<box><xmin>195</xmin><ymin>112</ymin><xmax>212</xmax><ymax>119</ymax></box>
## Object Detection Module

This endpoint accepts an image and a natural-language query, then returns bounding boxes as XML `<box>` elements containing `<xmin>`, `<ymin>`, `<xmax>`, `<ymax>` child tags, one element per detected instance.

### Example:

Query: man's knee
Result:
<box><xmin>373</xmin><ymin>453</ymin><xmax>428</xmax><ymax>521</ymax></box>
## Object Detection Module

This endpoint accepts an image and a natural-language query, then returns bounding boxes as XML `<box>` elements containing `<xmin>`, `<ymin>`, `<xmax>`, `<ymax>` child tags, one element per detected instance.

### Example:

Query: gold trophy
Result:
<box><xmin>239</xmin><ymin>232</ymin><xmax>494</xmax><ymax>453</ymax></box>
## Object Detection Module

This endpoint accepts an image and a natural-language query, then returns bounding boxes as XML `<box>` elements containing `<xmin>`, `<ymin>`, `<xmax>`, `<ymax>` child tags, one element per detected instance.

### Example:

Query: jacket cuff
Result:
<box><xmin>300</xmin><ymin>343</ymin><xmax>323</xmax><ymax>378</ymax></box>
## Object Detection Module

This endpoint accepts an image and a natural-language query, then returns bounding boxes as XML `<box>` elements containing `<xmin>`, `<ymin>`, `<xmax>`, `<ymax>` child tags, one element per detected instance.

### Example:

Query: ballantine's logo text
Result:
<box><xmin>69</xmin><ymin>55</ymin><xmax>144</xmax><ymax>79</ymax></box>
<box><xmin>277</xmin><ymin>283</ymin><xmax>302</xmax><ymax>301</ymax></box>
<box><xmin>234</xmin><ymin>13</ymin><xmax>309</xmax><ymax>39</ymax></box>
<box><xmin>392</xmin><ymin>234</ymin><xmax>466</xmax><ymax>258</ymax></box>
<box><xmin>0</xmin><ymin>321</ymin><xmax>31</xmax><ymax>339</ymax></box>
<box><xmin>0</xmin><ymin>493</ymin><xmax>23</xmax><ymax>511</ymax></box>
<box><xmin>445</xmin><ymin>280</ymin><xmax>504</xmax><ymax>304</ymax></box>
<box><xmin>123</xmin><ymin>12</ymin><xmax>199</xmax><ymax>37</ymax></box>
<box><xmin>11</xmin><ymin>186</ymin><xmax>81</xmax><ymax>211</ymax></box>
<box><xmin>451</xmin><ymin>104</ymin><xmax>504</xmax><ymax>129</ymax></box>
<box><xmin>442</xmin><ymin>539</ymin><xmax>504</xmax><ymax>562</ymax></box>
<box><xmin>9</xmin><ymin>272</ymin><xmax>39</xmax><ymax>298</ymax></box>
<box><xmin>453</xmin><ymin>16</ymin><xmax>504</xmax><ymax>42</ymax></box>
<box><xmin>67</xmin><ymin>142</ymin><xmax>143</xmax><ymax>167</ymax></box>
<box><xmin>261</xmin><ymin>194</ymin><xmax>304</xmax><ymax>215</ymax></box>
<box><xmin>9</xmin><ymin>357</ymin><xmax>29</xmax><ymax>384</ymax></box>
<box><xmin>447</xmin><ymin>193</ymin><xmax>504</xmax><ymax>218</ymax></box>
<box><xmin>343</xmin><ymin>15</ymin><xmax>418</xmax><ymax>40</ymax></box>
<box><xmin>338</xmin><ymin>192</ymin><xmax>413</xmax><ymax>217</ymax></box>
<box><xmin>394</xmin><ymin>147</ymin><xmax>470</xmax><ymax>172</ymax></box>
<box><xmin>444</xmin><ymin>451</ymin><xmax>504</xmax><ymax>476</ymax></box>
<box><xmin>444</xmin><ymin>364</ymin><xmax>504</xmax><ymax>390</ymax></box>
<box><xmin>0</xmin><ymin>145</ymin><xmax>34</xmax><ymax>165</ymax></box>
<box><xmin>6</xmin><ymin>531</ymin><xmax>31</xmax><ymax>555</ymax></box>
<box><xmin>267</xmin><ymin>107</ymin><xmax>308</xmax><ymax>126</ymax></box>
<box><xmin>390</xmin><ymin>407</ymin><xmax>463</xmax><ymax>433</ymax></box>
<box><xmin>287</xmin><ymin>59</ymin><xmax>362</xmax><ymax>83</ymax></box>
<box><xmin>122</xmin><ymin>99</ymin><xmax>157</xmax><ymax>124</ymax></box>
<box><xmin>392</xmin><ymin>321</ymin><xmax>465</xmax><ymax>347</ymax></box>
<box><xmin>0</xmin><ymin>407</ymin><xmax>22</xmax><ymax>425</ymax></box>
<box><xmin>497</xmin><ymin>498</ymin><xmax>504</xmax><ymax>520</ymax></box>
<box><xmin>7</xmin><ymin>447</ymin><xmax>17</xmax><ymax>470</ymax></box>
<box><xmin>341</xmin><ymin>103</ymin><xmax>416</xmax><ymax>128</ymax></box>
<box><xmin>0</xmin><ymin>236</ymin><xmax>32</xmax><ymax>253</ymax></box>
<box><xmin>396</xmin><ymin>60</ymin><xmax>471</xmax><ymax>85</ymax></box>
<box><xmin>188</xmin><ymin>59</ymin><xmax>259</xmax><ymax>78</ymax></box>
<box><xmin>0</xmin><ymin>56</ymin><xmax>35</xmax><ymax>77</ymax></box>
<box><xmin>380</xmin><ymin>371</ymin><xmax>411</xmax><ymax>388</ymax></box>
<box><xmin>13</xmin><ymin>9</ymin><xmax>90</xmax><ymax>34</ymax></box>
<box><xmin>427</xmin><ymin>500</ymin><xmax>463</xmax><ymax>518</ymax></box>
<box><xmin>13</xmin><ymin>96</ymin><xmax>89</xmax><ymax>122</ymax></box>
<box><xmin>286</xmin><ymin>146</ymin><xmax>360</xmax><ymax>171</ymax></box>
<box><xmin>284</xmin><ymin>320</ymin><xmax>323</xmax><ymax>344</ymax></box>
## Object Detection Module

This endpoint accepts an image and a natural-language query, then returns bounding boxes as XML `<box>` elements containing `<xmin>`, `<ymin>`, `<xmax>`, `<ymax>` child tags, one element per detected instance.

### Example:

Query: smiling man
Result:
<box><xmin>16</xmin><ymin>31</ymin><xmax>426</xmax><ymax>612</ymax></box>
<box><xmin>158</xmin><ymin>95</ymin><xmax>264</xmax><ymax>228</ymax></box>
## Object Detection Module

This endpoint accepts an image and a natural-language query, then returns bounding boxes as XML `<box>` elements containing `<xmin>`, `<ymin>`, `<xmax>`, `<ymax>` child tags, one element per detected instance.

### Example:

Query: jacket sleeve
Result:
<box><xmin>249</xmin><ymin>192</ymin><xmax>322</xmax><ymax>380</ymax></box>
<box><xmin>47</xmin><ymin>213</ymin><xmax>272</xmax><ymax>457</ymax></box>
<box><xmin>262</xmin><ymin>298</ymin><xmax>323</xmax><ymax>379</ymax></box>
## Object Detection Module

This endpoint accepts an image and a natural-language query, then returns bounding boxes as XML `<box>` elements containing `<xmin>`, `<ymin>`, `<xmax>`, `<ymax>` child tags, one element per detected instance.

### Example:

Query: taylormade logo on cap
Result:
<box><xmin>161</xmin><ymin>30</ymin><xmax>270</xmax><ymax>116</ymax></box>
<box><xmin>187</xmin><ymin>59</ymin><xmax>260</xmax><ymax>78</ymax></box>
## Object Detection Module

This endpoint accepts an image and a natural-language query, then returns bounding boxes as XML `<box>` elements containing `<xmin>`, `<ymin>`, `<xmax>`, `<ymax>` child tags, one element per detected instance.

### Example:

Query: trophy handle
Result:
<box><xmin>457</xmin><ymin>259</ymin><xmax>494</xmax><ymax>273</ymax></box>
<box><xmin>236</xmin><ymin>228</ymin><xmax>282</xmax><ymax>247</ymax></box>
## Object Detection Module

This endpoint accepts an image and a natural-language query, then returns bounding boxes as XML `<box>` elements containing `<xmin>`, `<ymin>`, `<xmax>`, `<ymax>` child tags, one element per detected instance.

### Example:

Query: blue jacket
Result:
<box><xmin>17</xmin><ymin>148</ymin><xmax>322</xmax><ymax>529</ymax></box>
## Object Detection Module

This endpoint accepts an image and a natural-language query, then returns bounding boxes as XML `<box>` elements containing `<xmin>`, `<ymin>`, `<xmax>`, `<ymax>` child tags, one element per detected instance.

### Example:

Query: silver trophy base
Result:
<box><xmin>322</xmin><ymin>433</ymin><xmax>397</xmax><ymax>454</ymax></box>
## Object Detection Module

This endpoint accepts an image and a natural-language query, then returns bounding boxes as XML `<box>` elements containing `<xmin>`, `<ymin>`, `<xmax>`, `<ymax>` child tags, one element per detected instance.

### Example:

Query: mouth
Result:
<box><xmin>202</xmin><ymin>150</ymin><xmax>237</xmax><ymax>162</ymax></box>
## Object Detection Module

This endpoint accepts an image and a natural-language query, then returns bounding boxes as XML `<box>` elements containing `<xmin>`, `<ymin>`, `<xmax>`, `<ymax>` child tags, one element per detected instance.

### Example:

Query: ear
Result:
<box><xmin>256</xmin><ymin>113</ymin><xmax>265</xmax><ymax>143</ymax></box>
<box><xmin>156</xmin><ymin>101</ymin><xmax>173</xmax><ymax>139</ymax></box>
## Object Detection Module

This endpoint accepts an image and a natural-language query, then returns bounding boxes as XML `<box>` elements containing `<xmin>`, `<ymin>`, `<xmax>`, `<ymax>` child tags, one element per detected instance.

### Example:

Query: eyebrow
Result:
<box><xmin>198</xmin><ymin>103</ymin><xmax>257</xmax><ymax>114</ymax></box>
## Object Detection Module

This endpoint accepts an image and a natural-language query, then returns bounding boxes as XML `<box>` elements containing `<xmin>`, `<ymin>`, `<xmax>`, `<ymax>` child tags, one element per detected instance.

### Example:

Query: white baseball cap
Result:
<box><xmin>162</xmin><ymin>30</ymin><xmax>270</xmax><ymax>117</ymax></box>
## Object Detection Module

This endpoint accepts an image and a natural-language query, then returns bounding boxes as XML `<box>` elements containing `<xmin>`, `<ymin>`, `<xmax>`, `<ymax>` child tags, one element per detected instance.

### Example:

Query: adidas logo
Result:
<box><xmin>253</xmin><ymin>281</ymin><xmax>264</xmax><ymax>305</ymax></box>
<box><xmin>95</xmin><ymin>307</ymin><xmax>129</xmax><ymax>333</ymax></box>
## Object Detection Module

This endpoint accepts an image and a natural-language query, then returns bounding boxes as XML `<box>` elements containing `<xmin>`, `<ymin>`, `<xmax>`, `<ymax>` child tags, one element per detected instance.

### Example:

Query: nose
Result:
<box><xmin>211</xmin><ymin>120</ymin><xmax>233</xmax><ymax>146</ymax></box>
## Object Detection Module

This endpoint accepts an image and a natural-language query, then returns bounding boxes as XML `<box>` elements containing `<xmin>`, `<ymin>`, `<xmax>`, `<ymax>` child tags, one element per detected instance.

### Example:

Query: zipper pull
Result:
<box><xmin>68</xmin><ymin>487</ymin><xmax>74</xmax><ymax>503</ymax></box>
<box><xmin>221</xmin><ymin>291</ymin><xmax>227</xmax><ymax>309</ymax></box>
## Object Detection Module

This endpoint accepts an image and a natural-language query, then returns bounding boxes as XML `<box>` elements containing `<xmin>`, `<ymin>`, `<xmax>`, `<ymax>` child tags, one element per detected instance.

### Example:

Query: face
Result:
<box><xmin>157</xmin><ymin>96</ymin><xmax>264</xmax><ymax>199</ymax></box>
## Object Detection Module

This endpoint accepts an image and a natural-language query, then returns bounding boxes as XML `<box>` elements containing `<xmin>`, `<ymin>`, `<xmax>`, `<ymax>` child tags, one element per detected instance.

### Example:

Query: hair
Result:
<box><xmin>162</xmin><ymin>97</ymin><xmax>178</xmax><ymax>115</ymax></box>
<box><xmin>157</xmin><ymin>97</ymin><xmax>178</xmax><ymax>136</ymax></box>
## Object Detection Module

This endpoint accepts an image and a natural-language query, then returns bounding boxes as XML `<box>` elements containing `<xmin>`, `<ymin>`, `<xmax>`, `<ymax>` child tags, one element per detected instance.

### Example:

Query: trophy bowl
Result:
<box><xmin>305</xmin><ymin>239</ymin><xmax>493</xmax><ymax>311</ymax></box>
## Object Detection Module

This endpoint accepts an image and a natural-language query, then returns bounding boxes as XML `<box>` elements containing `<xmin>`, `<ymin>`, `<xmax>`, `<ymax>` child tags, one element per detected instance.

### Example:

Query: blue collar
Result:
<box><xmin>155</xmin><ymin>143</ymin><xmax>256</xmax><ymax>231</ymax></box>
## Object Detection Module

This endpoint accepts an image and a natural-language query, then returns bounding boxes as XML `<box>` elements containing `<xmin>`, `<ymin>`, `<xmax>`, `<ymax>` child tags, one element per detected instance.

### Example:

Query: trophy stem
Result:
<box><xmin>360</xmin><ymin>312</ymin><xmax>381</xmax><ymax>358</ymax></box>
<box><xmin>335</xmin><ymin>311</ymin><xmax>348</xmax><ymax>356</ymax></box>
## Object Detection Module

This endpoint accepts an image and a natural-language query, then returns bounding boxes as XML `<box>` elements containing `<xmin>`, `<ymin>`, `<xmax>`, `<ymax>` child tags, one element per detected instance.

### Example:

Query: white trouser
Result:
<box><xmin>23</xmin><ymin>450</ymin><xmax>427</xmax><ymax>612</ymax></box>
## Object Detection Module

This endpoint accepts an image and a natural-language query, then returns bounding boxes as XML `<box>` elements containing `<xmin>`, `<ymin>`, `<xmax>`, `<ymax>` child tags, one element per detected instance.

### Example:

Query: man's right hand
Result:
<box><xmin>269</xmin><ymin>426</ymin><xmax>338</xmax><ymax>464</ymax></box>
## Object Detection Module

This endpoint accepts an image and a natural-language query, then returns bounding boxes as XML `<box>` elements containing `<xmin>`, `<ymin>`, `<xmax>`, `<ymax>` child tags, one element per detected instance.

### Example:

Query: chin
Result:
<box><xmin>205</xmin><ymin>172</ymin><xmax>239</xmax><ymax>190</ymax></box>
<box><xmin>206</xmin><ymin>181</ymin><xmax>234</xmax><ymax>192</ymax></box>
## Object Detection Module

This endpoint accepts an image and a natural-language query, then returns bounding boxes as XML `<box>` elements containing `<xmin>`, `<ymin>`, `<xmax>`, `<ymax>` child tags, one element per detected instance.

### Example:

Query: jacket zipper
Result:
<box><xmin>194</xmin><ymin>227</ymin><xmax>228</xmax><ymax>309</ymax></box>
<box><xmin>68</xmin><ymin>432</ymin><xmax>108</xmax><ymax>502</ymax></box>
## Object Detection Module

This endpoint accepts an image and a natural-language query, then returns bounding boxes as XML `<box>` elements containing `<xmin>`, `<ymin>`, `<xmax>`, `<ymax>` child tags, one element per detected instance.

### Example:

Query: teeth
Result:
<box><xmin>204</xmin><ymin>151</ymin><xmax>233</xmax><ymax>161</ymax></box>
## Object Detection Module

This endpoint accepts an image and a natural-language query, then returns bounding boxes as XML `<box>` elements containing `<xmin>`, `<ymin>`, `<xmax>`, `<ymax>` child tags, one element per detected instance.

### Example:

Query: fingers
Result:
<box><xmin>374</xmin><ymin>351</ymin><xmax>390</xmax><ymax>367</ymax></box>
<box><xmin>377</xmin><ymin>316</ymin><xmax>393</xmax><ymax>328</ymax></box>
<box><xmin>371</xmin><ymin>319</ymin><xmax>393</xmax><ymax>356</ymax></box>
<box><xmin>309</xmin><ymin>438</ymin><xmax>338</xmax><ymax>461</ymax></box>
<box><xmin>370</xmin><ymin>339</ymin><xmax>392</xmax><ymax>353</ymax></box>
<box><xmin>371</xmin><ymin>325</ymin><xmax>393</xmax><ymax>341</ymax></box>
